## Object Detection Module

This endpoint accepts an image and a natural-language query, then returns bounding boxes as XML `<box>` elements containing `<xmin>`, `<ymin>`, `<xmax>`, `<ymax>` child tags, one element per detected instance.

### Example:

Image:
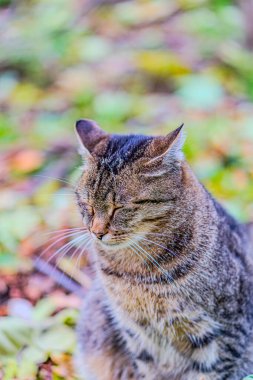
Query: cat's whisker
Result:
<box><xmin>45</xmin><ymin>227</ymin><xmax>86</xmax><ymax>237</ymax></box>
<box><xmin>141</xmin><ymin>240</ymin><xmax>168</xmax><ymax>265</ymax></box>
<box><xmin>135</xmin><ymin>235</ymin><xmax>177</xmax><ymax>258</ymax></box>
<box><xmin>48</xmin><ymin>228</ymin><xmax>87</xmax><ymax>237</ymax></box>
<box><xmin>50</xmin><ymin>237</ymin><xmax>90</xmax><ymax>287</ymax></box>
<box><xmin>130</xmin><ymin>243</ymin><xmax>151</xmax><ymax>268</ymax></box>
<box><xmin>38</xmin><ymin>230</ymin><xmax>87</xmax><ymax>259</ymax></box>
<box><xmin>129</xmin><ymin>243</ymin><xmax>150</xmax><ymax>270</ymax></box>
<box><xmin>61</xmin><ymin>241</ymin><xmax>83</xmax><ymax>266</ymax></box>
<box><xmin>129</xmin><ymin>239</ymin><xmax>171</xmax><ymax>280</ymax></box>
<box><xmin>34</xmin><ymin>174</ymin><xmax>74</xmax><ymax>187</ymax></box>
<box><xmin>34</xmin><ymin>236</ymin><xmax>88</xmax><ymax>286</ymax></box>
<box><xmin>63</xmin><ymin>237</ymin><xmax>91</xmax><ymax>279</ymax></box>
<box><xmin>141</xmin><ymin>231</ymin><xmax>218</xmax><ymax>267</ymax></box>
<box><xmin>46</xmin><ymin>230</ymin><xmax>87</xmax><ymax>245</ymax></box>
<box><xmin>71</xmin><ymin>237</ymin><xmax>92</xmax><ymax>277</ymax></box>
<box><xmin>132</xmin><ymin>243</ymin><xmax>156</xmax><ymax>271</ymax></box>
<box><xmin>74</xmin><ymin>246</ymin><xmax>86</xmax><ymax>272</ymax></box>
<box><xmin>56</xmin><ymin>235</ymin><xmax>89</xmax><ymax>262</ymax></box>
<box><xmin>46</xmin><ymin>234</ymin><xmax>88</xmax><ymax>266</ymax></box>
<box><xmin>38</xmin><ymin>193</ymin><xmax>76</xmax><ymax>197</ymax></box>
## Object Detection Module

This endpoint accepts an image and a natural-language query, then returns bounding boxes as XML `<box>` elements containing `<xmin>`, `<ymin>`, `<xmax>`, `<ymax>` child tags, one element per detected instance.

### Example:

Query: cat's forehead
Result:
<box><xmin>95</xmin><ymin>134</ymin><xmax>152</xmax><ymax>174</ymax></box>
<box><xmin>85</xmin><ymin>162</ymin><xmax>135</xmax><ymax>198</ymax></box>
<box><xmin>78</xmin><ymin>158</ymin><xmax>148</xmax><ymax>206</ymax></box>
<box><xmin>79</xmin><ymin>134</ymin><xmax>150</xmax><ymax>190</ymax></box>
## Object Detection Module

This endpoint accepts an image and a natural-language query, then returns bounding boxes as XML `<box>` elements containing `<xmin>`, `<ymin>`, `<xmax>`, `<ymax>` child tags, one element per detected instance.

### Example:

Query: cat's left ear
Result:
<box><xmin>146</xmin><ymin>124</ymin><xmax>185</xmax><ymax>165</ymax></box>
<box><xmin>75</xmin><ymin>119</ymin><xmax>108</xmax><ymax>161</ymax></box>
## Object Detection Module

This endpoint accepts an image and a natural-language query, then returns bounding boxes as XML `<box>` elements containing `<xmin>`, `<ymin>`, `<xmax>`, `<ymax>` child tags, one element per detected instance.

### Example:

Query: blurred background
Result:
<box><xmin>0</xmin><ymin>0</ymin><xmax>253</xmax><ymax>379</ymax></box>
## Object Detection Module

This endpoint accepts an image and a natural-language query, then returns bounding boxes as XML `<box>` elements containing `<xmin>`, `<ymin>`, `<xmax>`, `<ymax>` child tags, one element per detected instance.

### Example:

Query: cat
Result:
<box><xmin>74</xmin><ymin>118</ymin><xmax>253</xmax><ymax>380</ymax></box>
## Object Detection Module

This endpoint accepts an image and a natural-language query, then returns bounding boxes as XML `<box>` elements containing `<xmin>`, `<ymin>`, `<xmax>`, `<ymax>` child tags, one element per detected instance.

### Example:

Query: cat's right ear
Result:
<box><xmin>75</xmin><ymin>119</ymin><xmax>107</xmax><ymax>163</ymax></box>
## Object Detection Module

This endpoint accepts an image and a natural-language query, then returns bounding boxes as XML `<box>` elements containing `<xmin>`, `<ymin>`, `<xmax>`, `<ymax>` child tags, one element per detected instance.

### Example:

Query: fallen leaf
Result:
<box><xmin>10</xmin><ymin>150</ymin><xmax>43</xmax><ymax>173</ymax></box>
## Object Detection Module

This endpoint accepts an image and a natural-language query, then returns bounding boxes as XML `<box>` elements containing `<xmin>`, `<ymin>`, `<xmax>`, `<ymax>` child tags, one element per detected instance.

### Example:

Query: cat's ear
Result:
<box><xmin>146</xmin><ymin>124</ymin><xmax>185</xmax><ymax>165</ymax></box>
<box><xmin>75</xmin><ymin>119</ymin><xmax>107</xmax><ymax>160</ymax></box>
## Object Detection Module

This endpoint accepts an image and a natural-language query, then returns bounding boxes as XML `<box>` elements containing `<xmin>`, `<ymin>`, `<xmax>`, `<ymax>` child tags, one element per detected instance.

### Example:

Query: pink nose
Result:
<box><xmin>90</xmin><ymin>218</ymin><xmax>108</xmax><ymax>240</ymax></box>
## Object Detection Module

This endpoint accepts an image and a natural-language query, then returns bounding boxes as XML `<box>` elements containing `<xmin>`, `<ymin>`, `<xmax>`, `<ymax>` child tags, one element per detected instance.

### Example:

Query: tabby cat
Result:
<box><xmin>74</xmin><ymin>119</ymin><xmax>253</xmax><ymax>380</ymax></box>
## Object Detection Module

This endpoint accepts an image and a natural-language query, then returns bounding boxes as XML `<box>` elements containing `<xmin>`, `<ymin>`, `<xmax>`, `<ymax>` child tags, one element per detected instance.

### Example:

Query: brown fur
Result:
<box><xmin>74</xmin><ymin>119</ymin><xmax>253</xmax><ymax>380</ymax></box>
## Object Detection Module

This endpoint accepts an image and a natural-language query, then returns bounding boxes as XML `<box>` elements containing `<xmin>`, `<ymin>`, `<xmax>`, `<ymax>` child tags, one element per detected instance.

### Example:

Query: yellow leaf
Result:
<box><xmin>135</xmin><ymin>51</ymin><xmax>191</xmax><ymax>77</ymax></box>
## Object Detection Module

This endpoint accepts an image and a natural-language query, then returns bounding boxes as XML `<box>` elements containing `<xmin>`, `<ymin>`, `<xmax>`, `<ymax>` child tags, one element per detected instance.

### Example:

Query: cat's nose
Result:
<box><xmin>93</xmin><ymin>231</ymin><xmax>104</xmax><ymax>240</ymax></box>
<box><xmin>91</xmin><ymin>217</ymin><xmax>108</xmax><ymax>240</ymax></box>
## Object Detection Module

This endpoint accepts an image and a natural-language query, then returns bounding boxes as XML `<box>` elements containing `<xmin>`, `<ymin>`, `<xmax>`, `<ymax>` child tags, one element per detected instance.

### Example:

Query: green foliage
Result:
<box><xmin>177</xmin><ymin>75</ymin><xmax>224</xmax><ymax>109</ymax></box>
<box><xmin>0</xmin><ymin>0</ymin><xmax>253</xmax><ymax>378</ymax></box>
<box><xmin>0</xmin><ymin>298</ymin><xmax>78</xmax><ymax>379</ymax></box>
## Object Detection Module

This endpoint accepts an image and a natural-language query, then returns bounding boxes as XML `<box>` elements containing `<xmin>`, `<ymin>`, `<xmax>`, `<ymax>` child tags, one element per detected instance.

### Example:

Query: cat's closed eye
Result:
<box><xmin>111</xmin><ymin>207</ymin><xmax>137</xmax><ymax>222</ymax></box>
<box><xmin>86</xmin><ymin>205</ymin><xmax>94</xmax><ymax>215</ymax></box>
<box><xmin>111</xmin><ymin>206</ymin><xmax>124</xmax><ymax>218</ymax></box>
<box><xmin>132</xmin><ymin>199</ymin><xmax>168</xmax><ymax>205</ymax></box>
<box><xmin>79</xmin><ymin>202</ymin><xmax>94</xmax><ymax>216</ymax></box>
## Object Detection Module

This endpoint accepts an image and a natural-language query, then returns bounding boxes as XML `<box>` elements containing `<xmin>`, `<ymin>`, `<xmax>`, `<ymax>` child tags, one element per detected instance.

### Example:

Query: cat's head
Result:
<box><xmin>75</xmin><ymin>119</ymin><xmax>185</xmax><ymax>248</ymax></box>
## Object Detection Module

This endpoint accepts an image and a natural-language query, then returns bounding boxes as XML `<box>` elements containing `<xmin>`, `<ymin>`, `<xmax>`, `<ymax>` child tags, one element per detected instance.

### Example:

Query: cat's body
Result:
<box><xmin>74</xmin><ymin>119</ymin><xmax>253</xmax><ymax>380</ymax></box>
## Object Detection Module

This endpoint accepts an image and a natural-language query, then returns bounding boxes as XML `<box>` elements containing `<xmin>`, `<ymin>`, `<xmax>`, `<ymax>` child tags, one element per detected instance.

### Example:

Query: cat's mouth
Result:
<box><xmin>91</xmin><ymin>232</ymin><xmax>129</xmax><ymax>247</ymax></box>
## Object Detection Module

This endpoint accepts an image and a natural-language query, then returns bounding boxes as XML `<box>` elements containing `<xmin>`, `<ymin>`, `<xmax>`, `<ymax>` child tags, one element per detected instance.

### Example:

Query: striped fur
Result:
<box><xmin>74</xmin><ymin>119</ymin><xmax>253</xmax><ymax>380</ymax></box>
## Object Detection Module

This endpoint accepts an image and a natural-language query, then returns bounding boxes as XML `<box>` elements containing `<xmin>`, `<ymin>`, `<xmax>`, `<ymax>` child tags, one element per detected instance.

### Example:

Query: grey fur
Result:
<box><xmin>74</xmin><ymin>120</ymin><xmax>253</xmax><ymax>380</ymax></box>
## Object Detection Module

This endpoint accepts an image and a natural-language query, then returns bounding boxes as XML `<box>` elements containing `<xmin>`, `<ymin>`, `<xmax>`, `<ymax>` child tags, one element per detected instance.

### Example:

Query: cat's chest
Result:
<box><xmin>102</xmin><ymin>273</ymin><xmax>220</xmax><ymax>376</ymax></box>
<box><xmin>103</xmin><ymin>273</ymin><xmax>206</xmax><ymax>338</ymax></box>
